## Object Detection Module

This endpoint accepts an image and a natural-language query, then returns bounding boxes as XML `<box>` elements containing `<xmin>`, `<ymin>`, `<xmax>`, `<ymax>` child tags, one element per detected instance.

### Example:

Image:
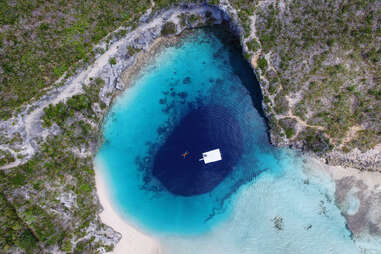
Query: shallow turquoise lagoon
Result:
<box><xmin>96</xmin><ymin>28</ymin><xmax>363</xmax><ymax>253</ymax></box>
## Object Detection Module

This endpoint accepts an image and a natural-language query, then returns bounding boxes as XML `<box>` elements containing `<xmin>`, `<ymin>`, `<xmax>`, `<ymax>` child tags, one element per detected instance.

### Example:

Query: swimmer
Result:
<box><xmin>181</xmin><ymin>151</ymin><xmax>189</xmax><ymax>158</ymax></box>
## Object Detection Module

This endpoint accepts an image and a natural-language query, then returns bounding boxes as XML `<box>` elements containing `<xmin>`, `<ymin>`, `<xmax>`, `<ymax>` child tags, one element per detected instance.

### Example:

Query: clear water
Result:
<box><xmin>96</xmin><ymin>28</ymin><xmax>364</xmax><ymax>253</ymax></box>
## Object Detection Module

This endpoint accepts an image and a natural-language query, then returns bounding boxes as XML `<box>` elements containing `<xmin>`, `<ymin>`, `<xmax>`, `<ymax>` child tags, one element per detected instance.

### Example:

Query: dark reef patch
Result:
<box><xmin>183</xmin><ymin>77</ymin><xmax>191</xmax><ymax>84</ymax></box>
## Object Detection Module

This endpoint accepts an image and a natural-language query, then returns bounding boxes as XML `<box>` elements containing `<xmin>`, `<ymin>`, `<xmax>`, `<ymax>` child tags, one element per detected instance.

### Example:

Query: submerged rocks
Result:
<box><xmin>272</xmin><ymin>216</ymin><xmax>284</xmax><ymax>231</ymax></box>
<box><xmin>182</xmin><ymin>76</ymin><xmax>191</xmax><ymax>84</ymax></box>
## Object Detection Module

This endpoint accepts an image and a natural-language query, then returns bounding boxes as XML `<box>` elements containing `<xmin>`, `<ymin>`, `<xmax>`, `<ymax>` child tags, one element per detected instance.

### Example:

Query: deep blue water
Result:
<box><xmin>95</xmin><ymin>28</ymin><xmax>373</xmax><ymax>253</ymax></box>
<box><xmin>153</xmin><ymin>104</ymin><xmax>244</xmax><ymax>196</ymax></box>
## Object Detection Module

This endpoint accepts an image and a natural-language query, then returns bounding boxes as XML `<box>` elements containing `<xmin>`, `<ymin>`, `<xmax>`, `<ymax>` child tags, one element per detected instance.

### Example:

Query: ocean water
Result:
<box><xmin>96</xmin><ymin>28</ymin><xmax>364</xmax><ymax>253</ymax></box>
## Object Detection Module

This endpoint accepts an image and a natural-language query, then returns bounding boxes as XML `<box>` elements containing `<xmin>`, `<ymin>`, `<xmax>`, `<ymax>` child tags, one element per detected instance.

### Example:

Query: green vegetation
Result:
<box><xmin>0</xmin><ymin>78</ymin><xmax>112</xmax><ymax>253</ymax></box>
<box><xmin>161</xmin><ymin>22</ymin><xmax>177</xmax><ymax>36</ymax></box>
<box><xmin>285</xmin><ymin>128</ymin><xmax>295</xmax><ymax>139</ymax></box>
<box><xmin>273</xmin><ymin>92</ymin><xmax>289</xmax><ymax>115</ymax></box>
<box><xmin>42</xmin><ymin>78</ymin><xmax>104</xmax><ymax>128</ymax></box>
<box><xmin>127</xmin><ymin>45</ymin><xmax>142</xmax><ymax>56</ymax></box>
<box><xmin>257</xmin><ymin>57</ymin><xmax>268</xmax><ymax>72</ymax></box>
<box><xmin>109</xmin><ymin>57</ymin><xmax>117</xmax><ymax>65</ymax></box>
<box><xmin>246</xmin><ymin>38</ymin><xmax>260</xmax><ymax>52</ymax></box>
<box><xmin>0</xmin><ymin>0</ymin><xmax>151</xmax><ymax>120</ymax></box>
<box><xmin>0</xmin><ymin>150</ymin><xmax>15</xmax><ymax>167</ymax></box>
<box><xmin>0</xmin><ymin>0</ymin><xmax>380</xmax><ymax>252</ymax></box>
<box><xmin>348</xmin><ymin>129</ymin><xmax>380</xmax><ymax>152</ymax></box>
<box><xmin>231</xmin><ymin>0</ymin><xmax>257</xmax><ymax>36</ymax></box>
<box><xmin>252</xmin><ymin>0</ymin><xmax>380</xmax><ymax>151</ymax></box>
<box><xmin>298</xmin><ymin>127</ymin><xmax>333</xmax><ymax>153</ymax></box>
<box><xmin>279</xmin><ymin>118</ymin><xmax>297</xmax><ymax>139</ymax></box>
<box><xmin>0</xmin><ymin>193</ymin><xmax>40</xmax><ymax>253</ymax></box>
<box><xmin>18</xmin><ymin>230</ymin><xmax>38</xmax><ymax>253</ymax></box>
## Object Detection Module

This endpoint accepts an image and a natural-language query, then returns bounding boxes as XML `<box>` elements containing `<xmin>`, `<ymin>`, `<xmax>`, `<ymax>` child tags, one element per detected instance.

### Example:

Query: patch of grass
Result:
<box><xmin>246</xmin><ymin>38</ymin><xmax>260</xmax><ymax>52</ymax></box>
<box><xmin>1</xmin><ymin>77</ymin><xmax>110</xmax><ymax>250</ymax></box>
<box><xmin>9</xmin><ymin>173</ymin><xmax>26</xmax><ymax>186</ymax></box>
<box><xmin>273</xmin><ymin>92</ymin><xmax>289</xmax><ymax>114</ymax></box>
<box><xmin>285</xmin><ymin>127</ymin><xmax>295</xmax><ymax>138</ymax></box>
<box><xmin>109</xmin><ymin>57</ymin><xmax>117</xmax><ymax>65</ymax></box>
<box><xmin>127</xmin><ymin>45</ymin><xmax>141</xmax><ymax>56</ymax></box>
<box><xmin>252</xmin><ymin>0</ymin><xmax>380</xmax><ymax>149</ymax></box>
<box><xmin>18</xmin><ymin>230</ymin><xmax>37</xmax><ymax>252</ymax></box>
<box><xmin>42</xmin><ymin>79</ymin><xmax>103</xmax><ymax>128</ymax></box>
<box><xmin>257</xmin><ymin>56</ymin><xmax>268</xmax><ymax>72</ymax></box>
<box><xmin>348</xmin><ymin>129</ymin><xmax>380</xmax><ymax>152</ymax></box>
<box><xmin>0</xmin><ymin>149</ymin><xmax>15</xmax><ymax>167</ymax></box>
<box><xmin>279</xmin><ymin>118</ymin><xmax>297</xmax><ymax>139</ymax></box>
<box><xmin>298</xmin><ymin>128</ymin><xmax>333</xmax><ymax>153</ymax></box>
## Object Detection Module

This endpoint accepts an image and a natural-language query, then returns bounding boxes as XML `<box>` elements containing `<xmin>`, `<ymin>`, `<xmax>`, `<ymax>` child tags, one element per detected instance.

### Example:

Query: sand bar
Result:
<box><xmin>95</xmin><ymin>160</ymin><xmax>162</xmax><ymax>254</ymax></box>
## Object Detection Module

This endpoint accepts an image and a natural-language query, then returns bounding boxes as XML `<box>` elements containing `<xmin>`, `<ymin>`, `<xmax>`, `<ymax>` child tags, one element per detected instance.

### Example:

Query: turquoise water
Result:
<box><xmin>96</xmin><ymin>28</ymin><xmax>363</xmax><ymax>253</ymax></box>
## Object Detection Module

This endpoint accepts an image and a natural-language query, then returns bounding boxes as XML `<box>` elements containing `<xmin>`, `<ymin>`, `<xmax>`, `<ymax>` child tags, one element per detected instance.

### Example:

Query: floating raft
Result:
<box><xmin>199</xmin><ymin>149</ymin><xmax>222</xmax><ymax>164</ymax></box>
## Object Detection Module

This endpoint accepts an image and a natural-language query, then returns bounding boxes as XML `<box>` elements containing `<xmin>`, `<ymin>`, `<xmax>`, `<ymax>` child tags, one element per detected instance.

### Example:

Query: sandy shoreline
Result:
<box><xmin>95</xmin><ymin>160</ymin><xmax>162</xmax><ymax>254</ymax></box>
<box><xmin>303</xmin><ymin>155</ymin><xmax>381</xmax><ymax>238</ymax></box>
<box><xmin>95</xmin><ymin>150</ymin><xmax>381</xmax><ymax>253</ymax></box>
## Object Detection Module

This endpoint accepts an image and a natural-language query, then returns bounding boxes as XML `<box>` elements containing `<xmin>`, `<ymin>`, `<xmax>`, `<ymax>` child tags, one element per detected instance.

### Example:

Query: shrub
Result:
<box><xmin>67</xmin><ymin>95</ymin><xmax>91</xmax><ymax>111</ymax></box>
<box><xmin>61</xmin><ymin>239</ymin><xmax>73</xmax><ymax>252</ymax></box>
<box><xmin>257</xmin><ymin>57</ymin><xmax>268</xmax><ymax>72</ymax></box>
<box><xmin>246</xmin><ymin>39</ymin><xmax>260</xmax><ymax>52</ymax></box>
<box><xmin>285</xmin><ymin>127</ymin><xmax>295</xmax><ymax>138</ymax></box>
<box><xmin>42</xmin><ymin>102</ymin><xmax>70</xmax><ymax>127</ymax></box>
<box><xmin>109</xmin><ymin>57</ymin><xmax>117</xmax><ymax>65</ymax></box>
<box><xmin>264</xmin><ymin>95</ymin><xmax>271</xmax><ymax>104</ymax></box>
<box><xmin>10</xmin><ymin>173</ymin><xmax>26</xmax><ymax>186</ymax></box>
<box><xmin>0</xmin><ymin>149</ymin><xmax>15</xmax><ymax>166</ymax></box>
<box><xmin>127</xmin><ymin>46</ymin><xmax>141</xmax><ymax>56</ymax></box>
<box><xmin>161</xmin><ymin>22</ymin><xmax>176</xmax><ymax>36</ymax></box>
<box><xmin>18</xmin><ymin>230</ymin><xmax>37</xmax><ymax>252</ymax></box>
<box><xmin>368</xmin><ymin>88</ymin><xmax>381</xmax><ymax>100</ymax></box>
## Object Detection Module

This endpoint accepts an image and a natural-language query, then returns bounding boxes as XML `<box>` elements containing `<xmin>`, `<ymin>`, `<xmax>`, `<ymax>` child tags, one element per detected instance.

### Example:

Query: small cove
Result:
<box><xmin>96</xmin><ymin>27</ymin><xmax>364</xmax><ymax>252</ymax></box>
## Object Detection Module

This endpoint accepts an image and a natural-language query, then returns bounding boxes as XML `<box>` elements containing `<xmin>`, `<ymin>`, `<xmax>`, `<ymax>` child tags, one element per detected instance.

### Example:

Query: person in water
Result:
<box><xmin>181</xmin><ymin>151</ymin><xmax>189</xmax><ymax>158</ymax></box>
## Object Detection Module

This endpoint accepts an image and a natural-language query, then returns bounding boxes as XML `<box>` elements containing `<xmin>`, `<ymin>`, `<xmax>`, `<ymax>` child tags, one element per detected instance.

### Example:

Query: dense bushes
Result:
<box><xmin>43</xmin><ymin>94</ymin><xmax>93</xmax><ymax>128</ymax></box>
<box><xmin>109</xmin><ymin>57</ymin><xmax>117</xmax><ymax>65</ymax></box>
<box><xmin>0</xmin><ymin>76</ymin><xmax>109</xmax><ymax>253</ymax></box>
<box><xmin>257</xmin><ymin>57</ymin><xmax>268</xmax><ymax>72</ymax></box>
<box><xmin>299</xmin><ymin>128</ymin><xmax>333</xmax><ymax>153</ymax></box>
<box><xmin>279</xmin><ymin>118</ymin><xmax>297</xmax><ymax>139</ymax></box>
<box><xmin>161</xmin><ymin>22</ymin><xmax>177</xmax><ymax>36</ymax></box>
<box><xmin>246</xmin><ymin>38</ymin><xmax>260</xmax><ymax>52</ymax></box>
<box><xmin>0</xmin><ymin>0</ymin><xmax>151</xmax><ymax>120</ymax></box>
<box><xmin>252</xmin><ymin>0</ymin><xmax>380</xmax><ymax>150</ymax></box>
<box><xmin>0</xmin><ymin>150</ymin><xmax>15</xmax><ymax>167</ymax></box>
<box><xmin>0</xmin><ymin>193</ymin><xmax>40</xmax><ymax>253</ymax></box>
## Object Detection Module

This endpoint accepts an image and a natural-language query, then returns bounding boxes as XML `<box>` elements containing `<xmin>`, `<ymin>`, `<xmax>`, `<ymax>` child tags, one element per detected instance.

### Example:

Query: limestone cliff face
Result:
<box><xmin>0</xmin><ymin>0</ymin><xmax>379</xmax><ymax>252</ymax></box>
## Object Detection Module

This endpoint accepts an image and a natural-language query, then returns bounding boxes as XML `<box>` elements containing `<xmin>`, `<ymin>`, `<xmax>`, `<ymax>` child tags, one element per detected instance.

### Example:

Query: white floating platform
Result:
<box><xmin>199</xmin><ymin>149</ymin><xmax>222</xmax><ymax>164</ymax></box>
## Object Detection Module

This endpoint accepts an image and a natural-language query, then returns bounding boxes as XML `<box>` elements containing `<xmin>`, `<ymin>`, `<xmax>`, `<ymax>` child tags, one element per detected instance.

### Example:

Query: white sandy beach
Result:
<box><xmin>95</xmin><ymin>160</ymin><xmax>162</xmax><ymax>254</ymax></box>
